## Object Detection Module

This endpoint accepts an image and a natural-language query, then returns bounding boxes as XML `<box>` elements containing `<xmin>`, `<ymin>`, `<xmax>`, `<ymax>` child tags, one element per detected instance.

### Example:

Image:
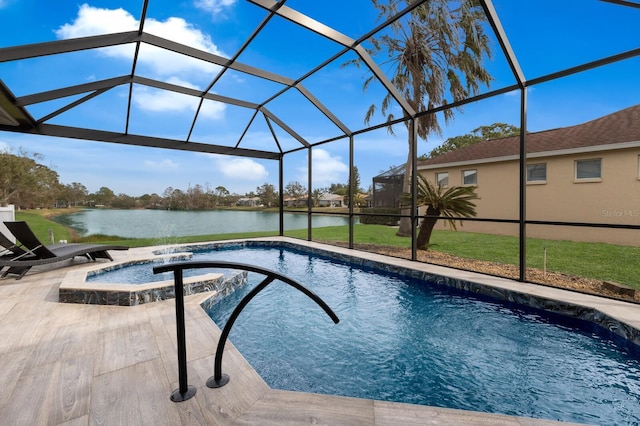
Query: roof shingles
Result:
<box><xmin>418</xmin><ymin>104</ymin><xmax>640</xmax><ymax>167</ymax></box>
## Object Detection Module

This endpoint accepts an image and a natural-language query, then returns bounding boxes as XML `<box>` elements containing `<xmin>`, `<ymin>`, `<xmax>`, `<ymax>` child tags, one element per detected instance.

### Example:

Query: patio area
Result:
<box><xmin>2</xmin><ymin>238</ymin><xmax>639</xmax><ymax>425</ymax></box>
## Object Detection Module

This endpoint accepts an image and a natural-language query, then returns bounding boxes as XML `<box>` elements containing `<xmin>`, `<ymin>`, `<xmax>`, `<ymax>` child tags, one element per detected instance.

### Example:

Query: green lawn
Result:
<box><xmin>288</xmin><ymin>225</ymin><xmax>640</xmax><ymax>288</ymax></box>
<box><xmin>15</xmin><ymin>211</ymin><xmax>640</xmax><ymax>289</ymax></box>
<box><xmin>14</xmin><ymin>211</ymin><xmax>75</xmax><ymax>243</ymax></box>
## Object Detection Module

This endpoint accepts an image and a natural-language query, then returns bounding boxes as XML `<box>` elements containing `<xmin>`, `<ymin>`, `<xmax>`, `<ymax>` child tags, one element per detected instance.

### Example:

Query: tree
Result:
<box><xmin>142</xmin><ymin>193</ymin><xmax>163</xmax><ymax>209</ymax></box>
<box><xmin>111</xmin><ymin>193</ymin><xmax>137</xmax><ymax>209</ymax></box>
<box><xmin>165</xmin><ymin>188</ymin><xmax>187</xmax><ymax>210</ymax></box>
<box><xmin>59</xmin><ymin>182</ymin><xmax>89</xmax><ymax>207</ymax></box>
<box><xmin>0</xmin><ymin>150</ymin><xmax>61</xmax><ymax>208</ymax></box>
<box><xmin>350</xmin><ymin>166</ymin><xmax>361</xmax><ymax>193</ymax></box>
<box><xmin>91</xmin><ymin>187</ymin><xmax>115</xmax><ymax>207</ymax></box>
<box><xmin>214</xmin><ymin>186</ymin><xmax>229</xmax><ymax>206</ymax></box>
<box><xmin>408</xmin><ymin>174</ymin><xmax>479</xmax><ymax>250</ymax></box>
<box><xmin>204</xmin><ymin>182</ymin><xmax>215</xmax><ymax>209</ymax></box>
<box><xmin>472</xmin><ymin>123</ymin><xmax>520</xmax><ymax>140</ymax></box>
<box><xmin>420</xmin><ymin>122</ymin><xmax>519</xmax><ymax>159</ymax></box>
<box><xmin>345</xmin><ymin>166</ymin><xmax>362</xmax><ymax>207</ymax></box>
<box><xmin>347</xmin><ymin>0</ymin><xmax>493</xmax><ymax>236</ymax></box>
<box><xmin>256</xmin><ymin>183</ymin><xmax>278</xmax><ymax>207</ymax></box>
<box><xmin>29</xmin><ymin>163</ymin><xmax>60</xmax><ymax>208</ymax></box>
<box><xmin>285</xmin><ymin>181</ymin><xmax>307</xmax><ymax>200</ymax></box>
<box><xmin>328</xmin><ymin>183</ymin><xmax>348</xmax><ymax>195</ymax></box>
<box><xmin>311</xmin><ymin>188</ymin><xmax>324</xmax><ymax>207</ymax></box>
<box><xmin>186</xmin><ymin>184</ymin><xmax>203</xmax><ymax>209</ymax></box>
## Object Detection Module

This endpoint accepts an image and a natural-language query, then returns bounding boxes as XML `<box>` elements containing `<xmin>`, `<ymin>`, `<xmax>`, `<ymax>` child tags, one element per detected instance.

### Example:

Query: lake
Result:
<box><xmin>54</xmin><ymin>209</ymin><xmax>353</xmax><ymax>239</ymax></box>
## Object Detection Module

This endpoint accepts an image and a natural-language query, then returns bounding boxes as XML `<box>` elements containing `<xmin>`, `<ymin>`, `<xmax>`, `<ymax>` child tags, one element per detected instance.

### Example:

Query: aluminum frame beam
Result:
<box><xmin>248</xmin><ymin>0</ymin><xmax>355</xmax><ymax>48</ymax></box>
<box><xmin>249</xmin><ymin>0</ymin><xmax>416</xmax><ymax>117</ymax></box>
<box><xmin>600</xmin><ymin>0</ymin><xmax>640</xmax><ymax>8</ymax></box>
<box><xmin>0</xmin><ymin>32</ymin><xmax>141</xmax><ymax>63</ymax></box>
<box><xmin>260</xmin><ymin>107</ymin><xmax>310</xmax><ymax>148</ymax></box>
<box><xmin>0</xmin><ymin>123</ymin><xmax>281</xmax><ymax>159</ymax></box>
<box><xmin>480</xmin><ymin>0</ymin><xmax>526</xmax><ymax>87</ymax></box>
<box><xmin>16</xmin><ymin>76</ymin><xmax>131</xmax><ymax>106</ymax></box>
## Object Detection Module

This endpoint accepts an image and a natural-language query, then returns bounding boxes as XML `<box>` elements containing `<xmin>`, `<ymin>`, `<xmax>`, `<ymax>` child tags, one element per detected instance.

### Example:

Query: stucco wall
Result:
<box><xmin>419</xmin><ymin>148</ymin><xmax>640</xmax><ymax>246</ymax></box>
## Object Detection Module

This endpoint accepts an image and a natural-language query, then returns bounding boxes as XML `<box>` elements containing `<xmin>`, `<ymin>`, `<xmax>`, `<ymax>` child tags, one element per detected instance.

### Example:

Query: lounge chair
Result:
<box><xmin>0</xmin><ymin>229</ymin><xmax>28</xmax><ymax>258</ymax></box>
<box><xmin>0</xmin><ymin>221</ymin><xmax>128</xmax><ymax>279</ymax></box>
<box><xmin>0</xmin><ymin>230</ymin><xmax>29</xmax><ymax>274</ymax></box>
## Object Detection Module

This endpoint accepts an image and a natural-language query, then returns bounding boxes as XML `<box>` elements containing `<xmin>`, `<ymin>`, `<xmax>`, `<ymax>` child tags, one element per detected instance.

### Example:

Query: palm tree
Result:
<box><xmin>348</xmin><ymin>0</ymin><xmax>492</xmax><ymax>236</ymax></box>
<box><xmin>407</xmin><ymin>174</ymin><xmax>479</xmax><ymax>250</ymax></box>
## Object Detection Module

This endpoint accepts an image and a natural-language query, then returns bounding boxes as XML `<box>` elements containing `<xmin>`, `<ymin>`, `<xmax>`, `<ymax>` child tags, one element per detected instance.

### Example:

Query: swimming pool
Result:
<box><xmin>88</xmin><ymin>241</ymin><xmax>640</xmax><ymax>423</ymax></box>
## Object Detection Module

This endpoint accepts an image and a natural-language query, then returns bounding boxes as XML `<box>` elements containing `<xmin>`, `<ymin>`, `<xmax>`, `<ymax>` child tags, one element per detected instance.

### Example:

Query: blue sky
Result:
<box><xmin>0</xmin><ymin>0</ymin><xmax>639</xmax><ymax>196</ymax></box>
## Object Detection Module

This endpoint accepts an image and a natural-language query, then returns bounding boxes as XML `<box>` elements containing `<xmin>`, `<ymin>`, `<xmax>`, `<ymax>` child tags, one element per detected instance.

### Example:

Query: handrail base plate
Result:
<box><xmin>170</xmin><ymin>385</ymin><xmax>197</xmax><ymax>402</ymax></box>
<box><xmin>206</xmin><ymin>373</ymin><xmax>230</xmax><ymax>388</ymax></box>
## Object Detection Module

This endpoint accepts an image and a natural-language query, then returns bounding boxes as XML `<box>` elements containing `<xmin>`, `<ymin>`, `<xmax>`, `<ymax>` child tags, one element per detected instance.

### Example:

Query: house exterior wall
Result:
<box><xmin>419</xmin><ymin>147</ymin><xmax>640</xmax><ymax>246</ymax></box>
<box><xmin>318</xmin><ymin>194</ymin><xmax>344</xmax><ymax>207</ymax></box>
<box><xmin>236</xmin><ymin>197</ymin><xmax>261</xmax><ymax>207</ymax></box>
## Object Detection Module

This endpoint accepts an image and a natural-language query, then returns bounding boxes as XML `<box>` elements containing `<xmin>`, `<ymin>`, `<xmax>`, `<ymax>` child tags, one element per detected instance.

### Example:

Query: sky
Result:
<box><xmin>0</xmin><ymin>0</ymin><xmax>639</xmax><ymax>197</ymax></box>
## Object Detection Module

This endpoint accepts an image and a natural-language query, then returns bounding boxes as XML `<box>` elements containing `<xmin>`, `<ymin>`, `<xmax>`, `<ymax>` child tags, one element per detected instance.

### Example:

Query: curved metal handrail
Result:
<box><xmin>153</xmin><ymin>260</ymin><xmax>339</xmax><ymax>398</ymax></box>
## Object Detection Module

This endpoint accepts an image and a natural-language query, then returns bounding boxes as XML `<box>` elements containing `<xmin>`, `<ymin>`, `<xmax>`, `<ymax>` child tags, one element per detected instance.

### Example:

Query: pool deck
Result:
<box><xmin>2</xmin><ymin>237</ymin><xmax>635</xmax><ymax>425</ymax></box>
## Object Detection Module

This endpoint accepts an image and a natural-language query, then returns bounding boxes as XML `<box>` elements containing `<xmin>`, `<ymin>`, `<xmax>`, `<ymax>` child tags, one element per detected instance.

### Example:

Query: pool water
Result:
<box><xmin>89</xmin><ymin>244</ymin><xmax>640</xmax><ymax>423</ymax></box>
<box><xmin>85</xmin><ymin>258</ymin><xmax>235</xmax><ymax>284</ymax></box>
<box><xmin>204</xmin><ymin>246</ymin><xmax>640</xmax><ymax>424</ymax></box>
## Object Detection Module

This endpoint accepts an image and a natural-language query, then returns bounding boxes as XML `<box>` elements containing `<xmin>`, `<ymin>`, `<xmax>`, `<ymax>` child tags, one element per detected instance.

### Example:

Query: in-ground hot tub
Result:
<box><xmin>59</xmin><ymin>252</ymin><xmax>248</xmax><ymax>306</ymax></box>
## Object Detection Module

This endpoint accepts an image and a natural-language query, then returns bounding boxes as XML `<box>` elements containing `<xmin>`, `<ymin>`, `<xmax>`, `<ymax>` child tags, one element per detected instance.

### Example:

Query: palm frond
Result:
<box><xmin>404</xmin><ymin>174</ymin><xmax>479</xmax><ymax>230</ymax></box>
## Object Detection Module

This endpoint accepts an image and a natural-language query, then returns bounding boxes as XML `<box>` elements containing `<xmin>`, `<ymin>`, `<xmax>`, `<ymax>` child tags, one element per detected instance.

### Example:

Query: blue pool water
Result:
<box><xmin>90</xmin><ymin>244</ymin><xmax>640</xmax><ymax>423</ymax></box>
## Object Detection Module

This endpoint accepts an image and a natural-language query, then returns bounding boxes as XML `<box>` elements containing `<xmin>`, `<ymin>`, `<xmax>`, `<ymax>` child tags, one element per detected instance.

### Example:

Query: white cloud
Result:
<box><xmin>56</xmin><ymin>5</ymin><xmax>230</xmax><ymax>117</ymax></box>
<box><xmin>229</xmin><ymin>72</ymin><xmax>245</xmax><ymax>84</ymax></box>
<box><xmin>133</xmin><ymin>77</ymin><xmax>226</xmax><ymax>118</ymax></box>
<box><xmin>134</xmin><ymin>86</ymin><xmax>198</xmax><ymax>113</ymax></box>
<box><xmin>55</xmin><ymin>4</ymin><xmax>224</xmax><ymax>76</ymax></box>
<box><xmin>195</xmin><ymin>0</ymin><xmax>237</xmax><ymax>15</ymax></box>
<box><xmin>135</xmin><ymin>43</ymin><xmax>218</xmax><ymax>77</ymax></box>
<box><xmin>144</xmin><ymin>159</ymin><xmax>180</xmax><ymax>170</ymax></box>
<box><xmin>298</xmin><ymin>149</ymin><xmax>348</xmax><ymax>187</ymax></box>
<box><xmin>211</xmin><ymin>156</ymin><xmax>268</xmax><ymax>181</ymax></box>
<box><xmin>56</xmin><ymin>4</ymin><xmax>138</xmax><ymax>37</ymax></box>
<box><xmin>199</xmin><ymin>98</ymin><xmax>227</xmax><ymax>120</ymax></box>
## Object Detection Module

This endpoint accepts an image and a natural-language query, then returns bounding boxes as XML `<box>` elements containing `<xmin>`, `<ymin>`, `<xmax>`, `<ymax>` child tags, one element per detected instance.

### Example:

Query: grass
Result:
<box><xmin>14</xmin><ymin>210</ymin><xmax>640</xmax><ymax>289</ymax></box>
<box><xmin>14</xmin><ymin>211</ymin><xmax>75</xmax><ymax>243</ymax></box>
<box><xmin>288</xmin><ymin>225</ymin><xmax>640</xmax><ymax>288</ymax></box>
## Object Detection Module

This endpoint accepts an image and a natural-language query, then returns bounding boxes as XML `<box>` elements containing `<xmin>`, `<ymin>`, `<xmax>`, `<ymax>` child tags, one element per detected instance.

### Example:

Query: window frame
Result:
<box><xmin>462</xmin><ymin>169</ymin><xmax>477</xmax><ymax>186</ymax></box>
<box><xmin>526</xmin><ymin>162</ymin><xmax>547</xmax><ymax>184</ymax></box>
<box><xmin>435</xmin><ymin>172</ymin><xmax>449</xmax><ymax>188</ymax></box>
<box><xmin>574</xmin><ymin>158</ymin><xmax>602</xmax><ymax>182</ymax></box>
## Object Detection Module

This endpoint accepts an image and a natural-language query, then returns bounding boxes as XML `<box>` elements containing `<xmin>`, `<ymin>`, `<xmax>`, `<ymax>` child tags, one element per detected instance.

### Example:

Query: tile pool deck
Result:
<box><xmin>1</xmin><ymin>237</ymin><xmax>636</xmax><ymax>425</ymax></box>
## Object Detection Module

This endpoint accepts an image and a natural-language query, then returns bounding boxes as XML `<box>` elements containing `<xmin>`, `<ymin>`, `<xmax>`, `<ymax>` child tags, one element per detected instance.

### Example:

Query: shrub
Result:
<box><xmin>359</xmin><ymin>207</ymin><xmax>400</xmax><ymax>225</ymax></box>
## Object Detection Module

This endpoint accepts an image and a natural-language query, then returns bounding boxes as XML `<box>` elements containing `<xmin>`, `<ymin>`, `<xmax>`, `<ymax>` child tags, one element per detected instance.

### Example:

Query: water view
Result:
<box><xmin>54</xmin><ymin>209</ymin><xmax>353</xmax><ymax>239</ymax></box>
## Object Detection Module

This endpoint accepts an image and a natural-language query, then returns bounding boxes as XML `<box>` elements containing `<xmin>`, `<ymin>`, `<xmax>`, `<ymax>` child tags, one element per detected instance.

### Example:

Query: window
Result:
<box><xmin>462</xmin><ymin>169</ymin><xmax>477</xmax><ymax>185</ymax></box>
<box><xmin>527</xmin><ymin>163</ymin><xmax>547</xmax><ymax>182</ymax></box>
<box><xmin>436</xmin><ymin>172</ymin><xmax>448</xmax><ymax>187</ymax></box>
<box><xmin>575</xmin><ymin>159</ymin><xmax>602</xmax><ymax>181</ymax></box>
